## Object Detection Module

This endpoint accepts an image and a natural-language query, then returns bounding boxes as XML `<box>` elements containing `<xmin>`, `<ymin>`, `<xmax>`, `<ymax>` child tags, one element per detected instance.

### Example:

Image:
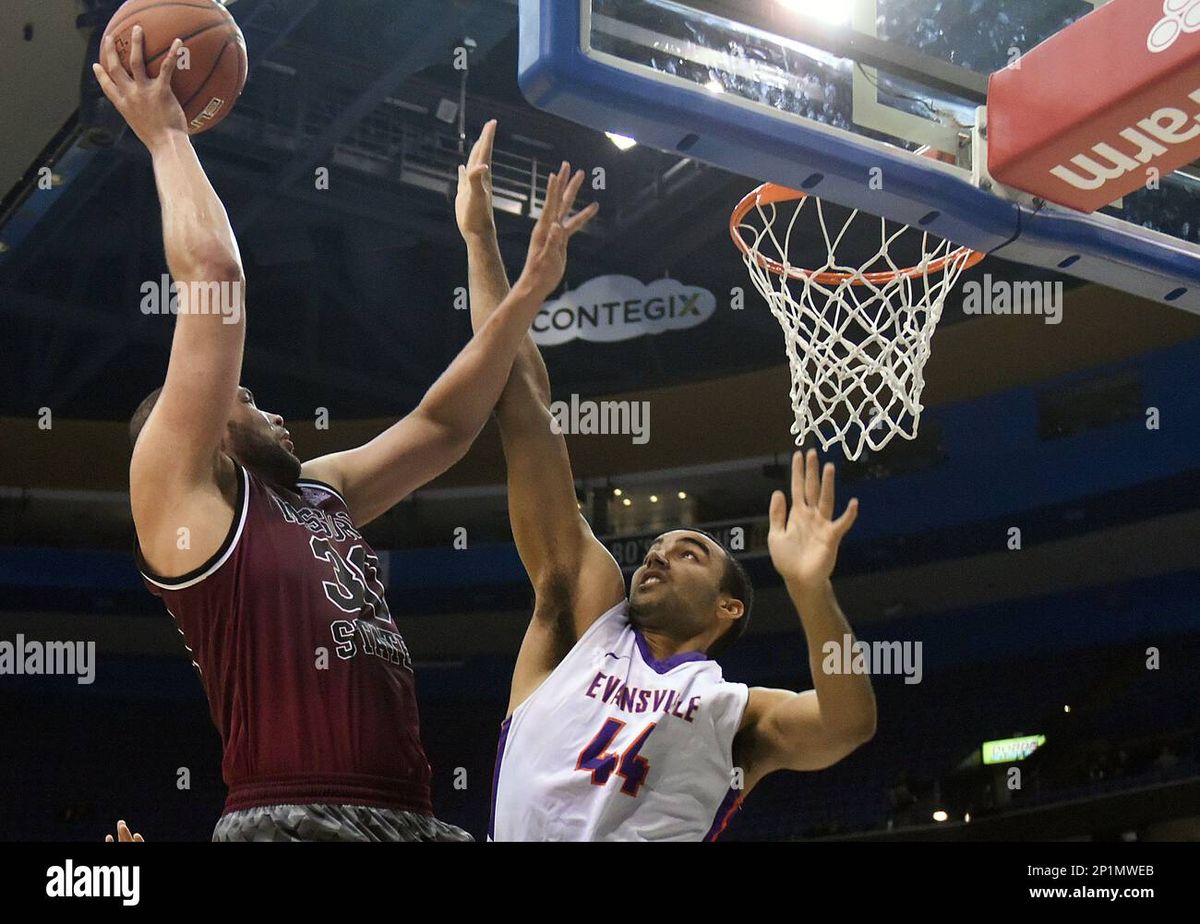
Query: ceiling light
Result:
<box><xmin>777</xmin><ymin>0</ymin><xmax>853</xmax><ymax>25</ymax></box>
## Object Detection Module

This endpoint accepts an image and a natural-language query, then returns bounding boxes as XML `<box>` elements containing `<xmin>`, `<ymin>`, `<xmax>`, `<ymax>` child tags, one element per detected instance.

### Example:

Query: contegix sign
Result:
<box><xmin>981</xmin><ymin>735</ymin><xmax>1046</xmax><ymax>765</ymax></box>
<box><xmin>531</xmin><ymin>275</ymin><xmax>717</xmax><ymax>345</ymax></box>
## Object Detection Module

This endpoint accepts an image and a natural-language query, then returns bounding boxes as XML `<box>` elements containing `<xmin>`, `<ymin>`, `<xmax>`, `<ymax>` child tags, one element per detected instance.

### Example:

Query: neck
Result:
<box><xmin>636</xmin><ymin>625</ymin><xmax>711</xmax><ymax>663</ymax></box>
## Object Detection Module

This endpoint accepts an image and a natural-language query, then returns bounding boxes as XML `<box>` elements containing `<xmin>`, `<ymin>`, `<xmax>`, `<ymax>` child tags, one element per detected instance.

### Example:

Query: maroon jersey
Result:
<box><xmin>135</xmin><ymin>464</ymin><xmax>432</xmax><ymax>815</ymax></box>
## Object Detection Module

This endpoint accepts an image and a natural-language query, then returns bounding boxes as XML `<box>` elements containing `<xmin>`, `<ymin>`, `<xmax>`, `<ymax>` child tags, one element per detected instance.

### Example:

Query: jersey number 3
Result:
<box><xmin>576</xmin><ymin>718</ymin><xmax>657</xmax><ymax>797</ymax></box>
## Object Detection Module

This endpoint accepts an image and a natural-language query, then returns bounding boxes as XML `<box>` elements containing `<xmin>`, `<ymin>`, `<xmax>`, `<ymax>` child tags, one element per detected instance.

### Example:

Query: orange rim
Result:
<box><xmin>729</xmin><ymin>182</ymin><xmax>985</xmax><ymax>285</ymax></box>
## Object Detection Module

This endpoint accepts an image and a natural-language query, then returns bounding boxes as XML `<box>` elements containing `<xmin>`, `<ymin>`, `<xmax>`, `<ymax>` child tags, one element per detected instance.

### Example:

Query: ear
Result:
<box><xmin>718</xmin><ymin>595</ymin><xmax>745</xmax><ymax>622</ymax></box>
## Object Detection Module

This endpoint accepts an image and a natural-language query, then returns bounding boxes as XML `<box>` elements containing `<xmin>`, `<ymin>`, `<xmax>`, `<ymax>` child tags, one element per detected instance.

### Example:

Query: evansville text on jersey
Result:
<box><xmin>585</xmin><ymin>670</ymin><xmax>702</xmax><ymax>723</ymax></box>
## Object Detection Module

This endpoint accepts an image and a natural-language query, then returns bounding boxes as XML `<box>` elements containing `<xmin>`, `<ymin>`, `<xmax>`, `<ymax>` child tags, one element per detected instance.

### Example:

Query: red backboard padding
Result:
<box><xmin>988</xmin><ymin>0</ymin><xmax>1200</xmax><ymax>213</ymax></box>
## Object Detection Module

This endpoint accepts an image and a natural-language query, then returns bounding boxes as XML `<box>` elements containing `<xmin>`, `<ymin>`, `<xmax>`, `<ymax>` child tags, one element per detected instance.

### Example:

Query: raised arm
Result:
<box><xmin>736</xmin><ymin>451</ymin><xmax>876</xmax><ymax>793</ymax></box>
<box><xmin>302</xmin><ymin>153</ymin><xmax>596</xmax><ymax>527</ymax></box>
<box><xmin>457</xmin><ymin>124</ymin><xmax>625</xmax><ymax>680</ymax></box>
<box><xmin>98</xmin><ymin>29</ymin><xmax>248</xmax><ymax>573</ymax></box>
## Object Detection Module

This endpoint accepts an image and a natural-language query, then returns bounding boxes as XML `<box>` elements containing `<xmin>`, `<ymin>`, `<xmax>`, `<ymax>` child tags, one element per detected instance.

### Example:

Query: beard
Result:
<box><xmin>230</xmin><ymin>424</ymin><xmax>301</xmax><ymax>489</ymax></box>
<box><xmin>627</xmin><ymin>590</ymin><xmax>672</xmax><ymax>630</ymax></box>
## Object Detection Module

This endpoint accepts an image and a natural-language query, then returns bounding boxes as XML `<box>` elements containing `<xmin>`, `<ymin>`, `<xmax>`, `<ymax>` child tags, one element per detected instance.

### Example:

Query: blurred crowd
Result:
<box><xmin>611</xmin><ymin>0</ymin><xmax>1197</xmax><ymax>243</ymax></box>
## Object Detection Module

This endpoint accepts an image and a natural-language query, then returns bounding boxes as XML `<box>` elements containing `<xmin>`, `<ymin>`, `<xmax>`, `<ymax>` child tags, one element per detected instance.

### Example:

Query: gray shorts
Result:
<box><xmin>212</xmin><ymin>803</ymin><xmax>474</xmax><ymax>843</ymax></box>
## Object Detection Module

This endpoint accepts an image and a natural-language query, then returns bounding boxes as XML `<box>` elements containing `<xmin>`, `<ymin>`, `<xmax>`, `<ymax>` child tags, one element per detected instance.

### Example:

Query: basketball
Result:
<box><xmin>101</xmin><ymin>0</ymin><xmax>247</xmax><ymax>134</ymax></box>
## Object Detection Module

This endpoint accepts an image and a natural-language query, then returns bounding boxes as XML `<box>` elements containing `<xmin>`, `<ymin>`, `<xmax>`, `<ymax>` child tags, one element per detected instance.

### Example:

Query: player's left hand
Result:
<box><xmin>768</xmin><ymin>450</ymin><xmax>858</xmax><ymax>588</ymax></box>
<box><xmin>104</xmin><ymin>820</ymin><xmax>145</xmax><ymax>843</ymax></box>
<box><xmin>456</xmin><ymin>119</ymin><xmax>498</xmax><ymax>239</ymax></box>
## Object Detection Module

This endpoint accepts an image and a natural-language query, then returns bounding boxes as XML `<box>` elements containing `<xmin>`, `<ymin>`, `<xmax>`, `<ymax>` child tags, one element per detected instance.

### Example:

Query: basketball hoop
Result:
<box><xmin>730</xmin><ymin>182</ymin><xmax>985</xmax><ymax>461</ymax></box>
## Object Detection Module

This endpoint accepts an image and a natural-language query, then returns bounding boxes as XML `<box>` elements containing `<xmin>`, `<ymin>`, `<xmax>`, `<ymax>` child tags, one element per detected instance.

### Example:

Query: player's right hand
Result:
<box><xmin>92</xmin><ymin>26</ymin><xmax>189</xmax><ymax>149</ymax></box>
<box><xmin>104</xmin><ymin>820</ymin><xmax>145</xmax><ymax>843</ymax></box>
<box><xmin>516</xmin><ymin>161</ymin><xmax>599</xmax><ymax>299</ymax></box>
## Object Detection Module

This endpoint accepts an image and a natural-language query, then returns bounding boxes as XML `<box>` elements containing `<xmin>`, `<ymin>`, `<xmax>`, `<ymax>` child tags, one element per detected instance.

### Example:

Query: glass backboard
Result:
<box><xmin>583</xmin><ymin>0</ymin><xmax>1199</xmax><ymax>248</ymax></box>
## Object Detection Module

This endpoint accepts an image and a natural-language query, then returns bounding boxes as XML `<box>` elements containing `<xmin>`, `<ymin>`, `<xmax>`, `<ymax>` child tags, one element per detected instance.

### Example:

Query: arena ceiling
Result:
<box><xmin>0</xmin><ymin>0</ymin><xmax>1103</xmax><ymax>435</ymax></box>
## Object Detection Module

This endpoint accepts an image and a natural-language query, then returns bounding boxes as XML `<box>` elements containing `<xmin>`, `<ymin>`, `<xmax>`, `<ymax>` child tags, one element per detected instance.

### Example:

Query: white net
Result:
<box><xmin>733</xmin><ymin>189</ymin><xmax>980</xmax><ymax>461</ymax></box>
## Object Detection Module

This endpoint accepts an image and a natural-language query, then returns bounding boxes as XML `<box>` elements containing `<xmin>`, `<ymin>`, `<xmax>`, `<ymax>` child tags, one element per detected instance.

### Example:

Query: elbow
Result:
<box><xmin>183</xmin><ymin>252</ymin><xmax>245</xmax><ymax>286</ymax></box>
<box><xmin>848</xmin><ymin>711</ymin><xmax>877</xmax><ymax>747</ymax></box>
<box><xmin>423</xmin><ymin>410</ymin><xmax>480</xmax><ymax>468</ymax></box>
<box><xmin>204</xmin><ymin>260</ymin><xmax>245</xmax><ymax>286</ymax></box>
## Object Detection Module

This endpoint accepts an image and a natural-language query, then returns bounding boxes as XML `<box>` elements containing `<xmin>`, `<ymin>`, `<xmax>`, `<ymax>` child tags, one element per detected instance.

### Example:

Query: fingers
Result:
<box><xmin>133</xmin><ymin>833</ymin><xmax>145</xmax><ymax>842</ymax></box>
<box><xmin>461</xmin><ymin>163</ymin><xmax>488</xmax><ymax>187</ymax></box>
<box><xmin>157</xmin><ymin>38</ymin><xmax>183</xmax><ymax>86</ymax></box>
<box><xmin>535</xmin><ymin>166</ymin><xmax>562</xmax><ymax>234</ymax></box>
<box><xmin>91</xmin><ymin>62</ymin><xmax>119</xmax><ymax>102</ymax></box>
<box><xmin>129</xmin><ymin>25</ymin><xmax>147</xmax><ymax>81</ymax></box>
<box><xmin>804</xmin><ymin>448</ymin><xmax>820</xmax><ymax>508</ymax></box>
<box><xmin>101</xmin><ymin>33</ymin><xmax>129</xmax><ymax>86</ymax></box>
<box><xmin>471</xmin><ymin>119</ymin><xmax>497</xmax><ymax>169</ymax></box>
<box><xmin>768</xmin><ymin>489</ymin><xmax>787</xmax><ymax>532</ymax></box>
<box><xmin>790</xmin><ymin>450</ymin><xmax>805</xmax><ymax>509</ymax></box>
<box><xmin>562</xmin><ymin>200</ymin><xmax>600</xmax><ymax>236</ymax></box>
<box><xmin>833</xmin><ymin>498</ymin><xmax>859</xmax><ymax>537</ymax></box>
<box><xmin>559</xmin><ymin>168</ymin><xmax>586</xmax><ymax>221</ymax></box>
<box><xmin>541</xmin><ymin>161</ymin><xmax>567</xmax><ymax>226</ymax></box>
<box><xmin>105</xmin><ymin>834</ymin><xmax>114</xmax><ymax>842</ymax></box>
<box><xmin>818</xmin><ymin>460</ymin><xmax>836</xmax><ymax>519</ymax></box>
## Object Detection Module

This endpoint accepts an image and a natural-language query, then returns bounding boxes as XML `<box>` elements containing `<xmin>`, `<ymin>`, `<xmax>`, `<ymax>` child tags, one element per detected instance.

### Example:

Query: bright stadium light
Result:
<box><xmin>778</xmin><ymin>0</ymin><xmax>853</xmax><ymax>25</ymax></box>
<box><xmin>605</xmin><ymin>132</ymin><xmax>638</xmax><ymax>151</ymax></box>
<box><xmin>932</xmin><ymin>810</ymin><xmax>948</xmax><ymax>822</ymax></box>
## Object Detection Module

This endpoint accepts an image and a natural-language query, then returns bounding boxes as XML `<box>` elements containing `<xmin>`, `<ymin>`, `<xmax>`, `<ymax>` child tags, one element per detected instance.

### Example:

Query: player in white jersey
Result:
<box><xmin>457</xmin><ymin>123</ymin><xmax>878</xmax><ymax>841</ymax></box>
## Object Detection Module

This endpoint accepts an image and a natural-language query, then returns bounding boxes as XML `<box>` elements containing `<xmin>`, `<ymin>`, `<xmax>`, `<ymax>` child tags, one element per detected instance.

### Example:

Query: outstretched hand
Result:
<box><xmin>104</xmin><ymin>820</ymin><xmax>145</xmax><ymax>843</ymax></box>
<box><xmin>768</xmin><ymin>450</ymin><xmax>859</xmax><ymax>588</ymax></box>
<box><xmin>92</xmin><ymin>26</ymin><xmax>188</xmax><ymax>148</ymax></box>
<box><xmin>456</xmin><ymin>119</ymin><xmax>498</xmax><ymax>239</ymax></box>
<box><xmin>516</xmin><ymin>160</ymin><xmax>600</xmax><ymax>299</ymax></box>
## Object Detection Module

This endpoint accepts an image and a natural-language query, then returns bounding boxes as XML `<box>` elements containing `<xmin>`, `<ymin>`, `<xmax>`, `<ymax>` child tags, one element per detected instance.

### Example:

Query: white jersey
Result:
<box><xmin>490</xmin><ymin>600</ymin><xmax>750</xmax><ymax>841</ymax></box>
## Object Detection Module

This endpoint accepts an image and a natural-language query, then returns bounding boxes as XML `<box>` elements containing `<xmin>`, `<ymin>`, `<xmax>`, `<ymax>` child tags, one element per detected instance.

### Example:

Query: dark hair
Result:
<box><xmin>687</xmin><ymin>528</ymin><xmax>753</xmax><ymax>660</ymax></box>
<box><xmin>129</xmin><ymin>387</ymin><xmax>163</xmax><ymax>449</ymax></box>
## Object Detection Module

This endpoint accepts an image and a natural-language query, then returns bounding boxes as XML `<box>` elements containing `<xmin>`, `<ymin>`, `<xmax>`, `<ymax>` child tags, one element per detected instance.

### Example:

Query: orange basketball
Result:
<box><xmin>101</xmin><ymin>0</ymin><xmax>248</xmax><ymax>135</ymax></box>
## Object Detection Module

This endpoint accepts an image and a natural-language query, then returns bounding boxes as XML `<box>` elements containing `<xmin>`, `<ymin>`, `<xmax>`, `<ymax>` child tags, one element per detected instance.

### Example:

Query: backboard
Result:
<box><xmin>518</xmin><ymin>0</ymin><xmax>1200</xmax><ymax>311</ymax></box>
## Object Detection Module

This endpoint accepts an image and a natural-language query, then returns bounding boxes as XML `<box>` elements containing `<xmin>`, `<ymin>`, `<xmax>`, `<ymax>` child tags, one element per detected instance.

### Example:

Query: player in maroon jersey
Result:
<box><xmin>96</xmin><ymin>33</ymin><xmax>597</xmax><ymax>841</ymax></box>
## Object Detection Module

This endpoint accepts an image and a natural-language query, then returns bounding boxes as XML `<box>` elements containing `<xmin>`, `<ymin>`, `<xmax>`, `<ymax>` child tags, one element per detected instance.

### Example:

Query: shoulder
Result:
<box><xmin>299</xmin><ymin>457</ymin><xmax>347</xmax><ymax>499</ymax></box>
